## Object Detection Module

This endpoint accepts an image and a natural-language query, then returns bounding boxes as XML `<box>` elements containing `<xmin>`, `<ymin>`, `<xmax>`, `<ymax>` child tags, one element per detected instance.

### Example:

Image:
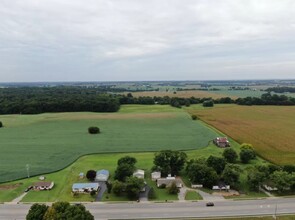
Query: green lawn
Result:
<box><xmin>185</xmin><ymin>190</ymin><xmax>203</xmax><ymax>200</ymax></box>
<box><xmin>0</xmin><ymin>105</ymin><xmax>220</xmax><ymax>182</ymax></box>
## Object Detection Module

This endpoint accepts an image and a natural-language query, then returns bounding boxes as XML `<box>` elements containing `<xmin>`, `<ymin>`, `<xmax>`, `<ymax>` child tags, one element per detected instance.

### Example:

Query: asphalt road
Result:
<box><xmin>1</xmin><ymin>198</ymin><xmax>295</xmax><ymax>220</ymax></box>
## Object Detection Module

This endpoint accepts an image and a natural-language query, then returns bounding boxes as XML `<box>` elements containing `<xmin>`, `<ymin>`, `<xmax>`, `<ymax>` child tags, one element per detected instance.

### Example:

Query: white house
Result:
<box><xmin>156</xmin><ymin>175</ymin><xmax>182</xmax><ymax>188</ymax></box>
<box><xmin>33</xmin><ymin>181</ymin><xmax>54</xmax><ymax>191</ymax></box>
<box><xmin>95</xmin><ymin>170</ymin><xmax>110</xmax><ymax>182</ymax></box>
<box><xmin>151</xmin><ymin>171</ymin><xmax>161</xmax><ymax>181</ymax></box>
<box><xmin>133</xmin><ymin>169</ymin><xmax>145</xmax><ymax>179</ymax></box>
<box><xmin>72</xmin><ymin>183</ymin><xmax>100</xmax><ymax>193</ymax></box>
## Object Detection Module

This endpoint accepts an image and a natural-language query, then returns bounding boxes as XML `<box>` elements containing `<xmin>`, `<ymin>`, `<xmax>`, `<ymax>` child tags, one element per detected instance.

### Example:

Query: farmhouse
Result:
<box><xmin>72</xmin><ymin>183</ymin><xmax>100</xmax><ymax>193</ymax></box>
<box><xmin>213</xmin><ymin>137</ymin><xmax>230</xmax><ymax>148</ymax></box>
<box><xmin>151</xmin><ymin>171</ymin><xmax>161</xmax><ymax>181</ymax></box>
<box><xmin>212</xmin><ymin>182</ymin><xmax>230</xmax><ymax>191</ymax></box>
<box><xmin>33</xmin><ymin>181</ymin><xmax>54</xmax><ymax>191</ymax></box>
<box><xmin>95</xmin><ymin>170</ymin><xmax>109</xmax><ymax>181</ymax></box>
<box><xmin>133</xmin><ymin>169</ymin><xmax>145</xmax><ymax>179</ymax></box>
<box><xmin>157</xmin><ymin>175</ymin><xmax>182</xmax><ymax>188</ymax></box>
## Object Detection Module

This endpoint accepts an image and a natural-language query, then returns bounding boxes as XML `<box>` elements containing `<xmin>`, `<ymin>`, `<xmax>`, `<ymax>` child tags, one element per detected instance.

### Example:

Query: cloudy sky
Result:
<box><xmin>0</xmin><ymin>0</ymin><xmax>295</xmax><ymax>82</ymax></box>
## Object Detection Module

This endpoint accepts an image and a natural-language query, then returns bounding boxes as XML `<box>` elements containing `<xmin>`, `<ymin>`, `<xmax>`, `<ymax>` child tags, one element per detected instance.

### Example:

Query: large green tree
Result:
<box><xmin>186</xmin><ymin>160</ymin><xmax>218</xmax><ymax>188</ymax></box>
<box><xmin>222</xmin><ymin>148</ymin><xmax>238</xmax><ymax>163</ymax></box>
<box><xmin>206</xmin><ymin>156</ymin><xmax>226</xmax><ymax>174</ymax></box>
<box><xmin>29</xmin><ymin>202</ymin><xmax>94</xmax><ymax>220</ymax></box>
<box><xmin>114</xmin><ymin>163</ymin><xmax>135</xmax><ymax>182</ymax></box>
<box><xmin>222</xmin><ymin>164</ymin><xmax>241</xmax><ymax>187</ymax></box>
<box><xmin>153</xmin><ymin>150</ymin><xmax>187</xmax><ymax>176</ymax></box>
<box><xmin>270</xmin><ymin>171</ymin><xmax>294</xmax><ymax>193</ymax></box>
<box><xmin>240</xmin><ymin>149</ymin><xmax>256</xmax><ymax>164</ymax></box>
<box><xmin>247</xmin><ymin>169</ymin><xmax>267</xmax><ymax>191</ymax></box>
<box><xmin>26</xmin><ymin>203</ymin><xmax>48</xmax><ymax>220</ymax></box>
<box><xmin>117</xmin><ymin>156</ymin><xmax>137</xmax><ymax>166</ymax></box>
<box><xmin>125</xmin><ymin>176</ymin><xmax>145</xmax><ymax>199</ymax></box>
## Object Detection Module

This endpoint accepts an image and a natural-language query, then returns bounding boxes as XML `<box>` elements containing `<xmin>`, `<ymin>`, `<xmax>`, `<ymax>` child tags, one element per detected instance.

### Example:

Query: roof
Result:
<box><xmin>215</xmin><ymin>137</ymin><xmax>229</xmax><ymax>143</ymax></box>
<box><xmin>134</xmin><ymin>169</ymin><xmax>144</xmax><ymax>175</ymax></box>
<box><xmin>33</xmin><ymin>182</ymin><xmax>53</xmax><ymax>187</ymax></box>
<box><xmin>157</xmin><ymin>178</ymin><xmax>181</xmax><ymax>186</ymax></box>
<box><xmin>96</xmin><ymin>169</ymin><xmax>109</xmax><ymax>176</ymax></box>
<box><xmin>72</xmin><ymin>183</ymin><xmax>99</xmax><ymax>189</ymax></box>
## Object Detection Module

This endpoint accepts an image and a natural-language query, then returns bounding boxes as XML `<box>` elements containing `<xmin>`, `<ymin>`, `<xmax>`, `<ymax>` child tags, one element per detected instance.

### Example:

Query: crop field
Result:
<box><xmin>126</xmin><ymin>90</ymin><xmax>236</xmax><ymax>99</ymax></box>
<box><xmin>186</xmin><ymin>104</ymin><xmax>295</xmax><ymax>165</ymax></box>
<box><xmin>0</xmin><ymin>105</ymin><xmax>220</xmax><ymax>182</ymax></box>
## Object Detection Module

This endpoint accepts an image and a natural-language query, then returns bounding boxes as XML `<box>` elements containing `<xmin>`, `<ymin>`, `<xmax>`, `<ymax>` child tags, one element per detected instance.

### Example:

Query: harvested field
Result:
<box><xmin>186</xmin><ymin>104</ymin><xmax>295</xmax><ymax>165</ymax></box>
<box><xmin>125</xmin><ymin>91</ymin><xmax>237</xmax><ymax>99</ymax></box>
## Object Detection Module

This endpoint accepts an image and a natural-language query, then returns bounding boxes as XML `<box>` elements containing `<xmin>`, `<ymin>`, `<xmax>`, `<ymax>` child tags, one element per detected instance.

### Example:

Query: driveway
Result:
<box><xmin>139</xmin><ymin>185</ymin><xmax>150</xmax><ymax>202</ymax></box>
<box><xmin>96</xmin><ymin>181</ymin><xmax>107</xmax><ymax>201</ymax></box>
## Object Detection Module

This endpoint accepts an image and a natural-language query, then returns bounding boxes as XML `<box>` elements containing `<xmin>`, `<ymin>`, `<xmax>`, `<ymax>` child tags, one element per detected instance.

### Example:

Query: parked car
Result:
<box><xmin>24</xmin><ymin>186</ymin><xmax>33</xmax><ymax>192</ymax></box>
<box><xmin>206</xmin><ymin>202</ymin><xmax>214</xmax><ymax>207</ymax></box>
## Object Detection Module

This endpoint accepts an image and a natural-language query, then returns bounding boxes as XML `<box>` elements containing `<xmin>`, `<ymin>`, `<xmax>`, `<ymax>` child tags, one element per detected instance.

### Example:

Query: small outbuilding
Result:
<box><xmin>79</xmin><ymin>172</ymin><xmax>84</xmax><ymax>179</ymax></box>
<box><xmin>151</xmin><ymin>171</ymin><xmax>161</xmax><ymax>181</ymax></box>
<box><xmin>33</xmin><ymin>181</ymin><xmax>54</xmax><ymax>191</ymax></box>
<box><xmin>95</xmin><ymin>170</ymin><xmax>110</xmax><ymax>182</ymax></box>
<box><xmin>72</xmin><ymin>183</ymin><xmax>100</xmax><ymax>193</ymax></box>
<box><xmin>133</xmin><ymin>169</ymin><xmax>145</xmax><ymax>179</ymax></box>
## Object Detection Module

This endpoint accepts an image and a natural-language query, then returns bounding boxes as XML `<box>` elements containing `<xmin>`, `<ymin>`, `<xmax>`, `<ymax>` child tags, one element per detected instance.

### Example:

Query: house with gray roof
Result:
<box><xmin>72</xmin><ymin>183</ymin><xmax>100</xmax><ymax>193</ymax></box>
<box><xmin>95</xmin><ymin>170</ymin><xmax>109</xmax><ymax>182</ymax></box>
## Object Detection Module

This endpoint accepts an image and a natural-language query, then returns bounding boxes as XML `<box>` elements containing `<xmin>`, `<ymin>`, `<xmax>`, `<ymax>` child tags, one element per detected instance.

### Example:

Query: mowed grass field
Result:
<box><xmin>0</xmin><ymin>105</ymin><xmax>219</xmax><ymax>182</ymax></box>
<box><xmin>186</xmin><ymin>104</ymin><xmax>295</xmax><ymax>165</ymax></box>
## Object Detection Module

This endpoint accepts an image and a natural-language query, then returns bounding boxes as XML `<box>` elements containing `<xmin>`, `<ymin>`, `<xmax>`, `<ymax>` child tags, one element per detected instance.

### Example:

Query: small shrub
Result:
<box><xmin>148</xmin><ymin>187</ymin><xmax>156</xmax><ymax>200</ymax></box>
<box><xmin>0</xmin><ymin>121</ymin><xmax>3</xmax><ymax>128</ymax></box>
<box><xmin>159</xmin><ymin>184</ymin><xmax>166</xmax><ymax>189</ymax></box>
<box><xmin>88</xmin><ymin>126</ymin><xmax>100</xmax><ymax>134</ymax></box>
<box><xmin>90</xmin><ymin>190</ymin><xmax>96</xmax><ymax>196</ymax></box>
<box><xmin>167</xmin><ymin>182</ymin><xmax>179</xmax><ymax>194</ymax></box>
<box><xmin>191</xmin><ymin>115</ymin><xmax>198</xmax><ymax>120</ymax></box>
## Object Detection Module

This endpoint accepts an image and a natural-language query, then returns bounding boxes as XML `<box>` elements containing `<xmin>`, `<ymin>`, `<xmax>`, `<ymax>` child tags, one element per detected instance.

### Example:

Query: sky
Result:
<box><xmin>0</xmin><ymin>0</ymin><xmax>295</xmax><ymax>82</ymax></box>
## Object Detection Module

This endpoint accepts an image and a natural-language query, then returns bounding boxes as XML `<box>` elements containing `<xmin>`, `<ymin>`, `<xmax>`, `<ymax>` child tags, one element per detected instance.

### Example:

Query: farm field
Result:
<box><xmin>186</xmin><ymin>104</ymin><xmax>295</xmax><ymax>165</ymax></box>
<box><xmin>0</xmin><ymin>105</ymin><xmax>219</xmax><ymax>182</ymax></box>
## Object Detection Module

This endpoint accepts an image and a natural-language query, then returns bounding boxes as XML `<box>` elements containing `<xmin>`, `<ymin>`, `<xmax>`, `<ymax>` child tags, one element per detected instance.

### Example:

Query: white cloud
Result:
<box><xmin>0</xmin><ymin>0</ymin><xmax>295</xmax><ymax>81</ymax></box>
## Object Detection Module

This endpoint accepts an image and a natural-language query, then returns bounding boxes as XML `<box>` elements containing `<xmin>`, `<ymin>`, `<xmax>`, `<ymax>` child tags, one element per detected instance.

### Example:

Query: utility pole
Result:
<box><xmin>26</xmin><ymin>164</ymin><xmax>30</xmax><ymax>178</ymax></box>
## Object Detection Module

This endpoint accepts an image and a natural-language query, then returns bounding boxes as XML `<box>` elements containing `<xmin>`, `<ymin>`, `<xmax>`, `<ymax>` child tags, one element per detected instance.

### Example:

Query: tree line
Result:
<box><xmin>265</xmin><ymin>86</ymin><xmax>295</xmax><ymax>93</ymax></box>
<box><xmin>0</xmin><ymin>87</ymin><xmax>120</xmax><ymax>114</ymax></box>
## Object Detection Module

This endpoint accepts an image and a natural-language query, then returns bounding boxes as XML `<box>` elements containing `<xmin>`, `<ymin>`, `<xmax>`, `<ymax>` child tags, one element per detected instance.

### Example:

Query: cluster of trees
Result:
<box><xmin>248</xmin><ymin>164</ymin><xmax>295</xmax><ymax>193</ymax></box>
<box><xmin>236</xmin><ymin>93</ymin><xmax>295</xmax><ymax>106</ymax></box>
<box><xmin>265</xmin><ymin>87</ymin><xmax>295</xmax><ymax>93</ymax></box>
<box><xmin>0</xmin><ymin>87</ymin><xmax>120</xmax><ymax>114</ymax></box>
<box><xmin>186</xmin><ymin>157</ymin><xmax>241</xmax><ymax>188</ymax></box>
<box><xmin>186</xmin><ymin>145</ymin><xmax>256</xmax><ymax>189</ymax></box>
<box><xmin>112</xmin><ymin>156</ymin><xmax>145</xmax><ymax>199</ymax></box>
<box><xmin>152</xmin><ymin>150</ymin><xmax>187</xmax><ymax>177</ymax></box>
<box><xmin>26</xmin><ymin>202</ymin><xmax>94</xmax><ymax>220</ymax></box>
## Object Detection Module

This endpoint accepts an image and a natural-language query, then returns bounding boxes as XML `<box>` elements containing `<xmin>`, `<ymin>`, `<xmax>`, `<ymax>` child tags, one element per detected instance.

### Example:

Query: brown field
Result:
<box><xmin>187</xmin><ymin>104</ymin><xmax>295</xmax><ymax>165</ymax></box>
<box><xmin>124</xmin><ymin>91</ymin><xmax>237</xmax><ymax>99</ymax></box>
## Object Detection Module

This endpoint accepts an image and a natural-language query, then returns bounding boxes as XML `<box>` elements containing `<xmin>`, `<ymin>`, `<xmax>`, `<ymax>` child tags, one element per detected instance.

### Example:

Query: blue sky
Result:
<box><xmin>0</xmin><ymin>0</ymin><xmax>295</xmax><ymax>82</ymax></box>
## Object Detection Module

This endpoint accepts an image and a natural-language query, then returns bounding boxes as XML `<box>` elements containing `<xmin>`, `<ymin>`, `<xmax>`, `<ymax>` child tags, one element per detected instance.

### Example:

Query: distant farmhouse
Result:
<box><xmin>33</xmin><ymin>181</ymin><xmax>54</xmax><ymax>191</ymax></box>
<box><xmin>213</xmin><ymin>137</ymin><xmax>230</xmax><ymax>148</ymax></box>
<box><xmin>72</xmin><ymin>183</ymin><xmax>100</xmax><ymax>193</ymax></box>
<box><xmin>95</xmin><ymin>170</ymin><xmax>109</xmax><ymax>182</ymax></box>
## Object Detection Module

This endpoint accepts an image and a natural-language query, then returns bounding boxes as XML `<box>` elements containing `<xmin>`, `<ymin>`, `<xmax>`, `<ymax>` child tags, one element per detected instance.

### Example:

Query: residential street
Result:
<box><xmin>1</xmin><ymin>197</ymin><xmax>295</xmax><ymax>220</ymax></box>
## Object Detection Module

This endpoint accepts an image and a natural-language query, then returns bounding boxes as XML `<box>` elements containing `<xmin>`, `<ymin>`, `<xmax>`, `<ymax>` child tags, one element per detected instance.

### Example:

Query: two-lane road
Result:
<box><xmin>1</xmin><ymin>198</ymin><xmax>295</xmax><ymax>220</ymax></box>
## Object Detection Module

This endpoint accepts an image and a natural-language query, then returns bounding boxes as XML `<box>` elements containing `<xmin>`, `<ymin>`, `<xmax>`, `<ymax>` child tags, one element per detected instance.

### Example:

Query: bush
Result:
<box><xmin>90</xmin><ymin>190</ymin><xmax>96</xmax><ymax>196</ymax></box>
<box><xmin>159</xmin><ymin>184</ymin><xmax>166</xmax><ymax>189</ymax></box>
<box><xmin>148</xmin><ymin>187</ymin><xmax>156</xmax><ymax>200</ymax></box>
<box><xmin>191</xmin><ymin>115</ymin><xmax>198</xmax><ymax>120</ymax></box>
<box><xmin>106</xmin><ymin>181</ymin><xmax>113</xmax><ymax>193</ymax></box>
<box><xmin>86</xmin><ymin>170</ymin><xmax>96</xmax><ymax>181</ymax></box>
<box><xmin>0</xmin><ymin>121</ymin><xmax>2</xmax><ymax>128</ymax></box>
<box><xmin>88</xmin><ymin>127</ymin><xmax>100</xmax><ymax>134</ymax></box>
<box><xmin>167</xmin><ymin>182</ymin><xmax>179</xmax><ymax>194</ymax></box>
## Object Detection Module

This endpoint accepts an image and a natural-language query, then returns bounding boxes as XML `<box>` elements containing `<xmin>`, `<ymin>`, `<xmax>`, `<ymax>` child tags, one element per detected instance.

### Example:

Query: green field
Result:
<box><xmin>0</xmin><ymin>105</ymin><xmax>220</xmax><ymax>182</ymax></box>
